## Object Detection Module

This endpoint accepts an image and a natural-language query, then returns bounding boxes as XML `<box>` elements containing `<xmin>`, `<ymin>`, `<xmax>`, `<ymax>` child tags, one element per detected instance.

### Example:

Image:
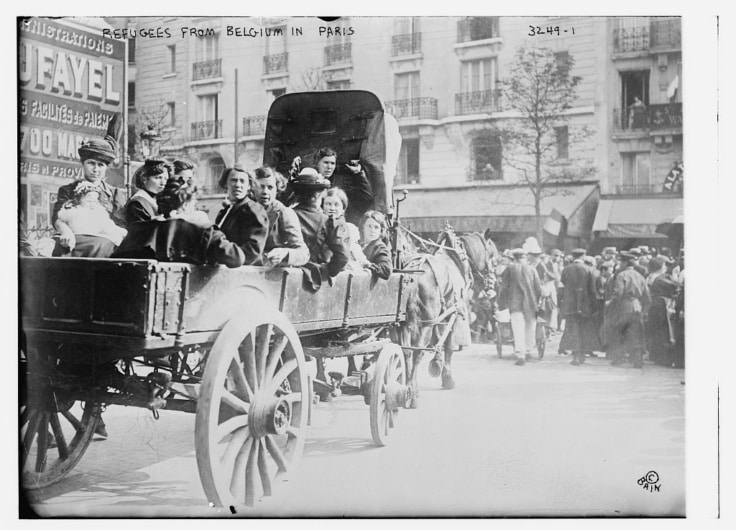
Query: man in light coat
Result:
<box><xmin>498</xmin><ymin>248</ymin><xmax>542</xmax><ymax>366</ymax></box>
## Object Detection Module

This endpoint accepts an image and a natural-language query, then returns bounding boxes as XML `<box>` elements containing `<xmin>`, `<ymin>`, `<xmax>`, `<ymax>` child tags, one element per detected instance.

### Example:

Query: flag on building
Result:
<box><xmin>662</xmin><ymin>161</ymin><xmax>684</xmax><ymax>193</ymax></box>
<box><xmin>543</xmin><ymin>208</ymin><xmax>564</xmax><ymax>236</ymax></box>
<box><xmin>667</xmin><ymin>75</ymin><xmax>679</xmax><ymax>102</ymax></box>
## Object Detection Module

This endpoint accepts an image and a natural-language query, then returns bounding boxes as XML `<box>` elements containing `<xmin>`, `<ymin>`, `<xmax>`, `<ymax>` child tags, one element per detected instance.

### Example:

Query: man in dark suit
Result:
<box><xmin>214</xmin><ymin>167</ymin><xmax>269</xmax><ymax>265</ymax></box>
<box><xmin>559</xmin><ymin>249</ymin><xmax>598</xmax><ymax>366</ymax></box>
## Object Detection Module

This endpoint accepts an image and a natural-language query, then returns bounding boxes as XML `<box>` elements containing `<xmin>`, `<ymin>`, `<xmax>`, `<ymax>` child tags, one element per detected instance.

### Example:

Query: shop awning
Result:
<box><xmin>592</xmin><ymin>197</ymin><xmax>683</xmax><ymax>238</ymax></box>
<box><xmin>397</xmin><ymin>182</ymin><xmax>599</xmax><ymax>234</ymax></box>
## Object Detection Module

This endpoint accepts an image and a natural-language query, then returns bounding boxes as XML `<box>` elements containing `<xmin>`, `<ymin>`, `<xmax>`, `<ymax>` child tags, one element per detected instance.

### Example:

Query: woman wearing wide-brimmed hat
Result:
<box><xmin>291</xmin><ymin>168</ymin><xmax>349</xmax><ymax>280</ymax></box>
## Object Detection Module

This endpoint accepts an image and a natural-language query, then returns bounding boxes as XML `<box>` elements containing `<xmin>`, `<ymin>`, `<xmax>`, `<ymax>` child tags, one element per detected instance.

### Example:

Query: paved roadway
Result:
<box><xmin>23</xmin><ymin>335</ymin><xmax>685</xmax><ymax>518</ymax></box>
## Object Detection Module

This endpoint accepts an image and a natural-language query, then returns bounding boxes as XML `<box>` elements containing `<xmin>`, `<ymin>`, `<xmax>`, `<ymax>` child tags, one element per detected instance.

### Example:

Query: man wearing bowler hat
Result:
<box><xmin>605</xmin><ymin>251</ymin><xmax>651</xmax><ymax>367</ymax></box>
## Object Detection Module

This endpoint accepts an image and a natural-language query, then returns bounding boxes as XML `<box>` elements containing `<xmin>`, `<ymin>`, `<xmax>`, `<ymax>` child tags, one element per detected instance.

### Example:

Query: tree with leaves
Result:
<box><xmin>496</xmin><ymin>46</ymin><xmax>595</xmax><ymax>245</ymax></box>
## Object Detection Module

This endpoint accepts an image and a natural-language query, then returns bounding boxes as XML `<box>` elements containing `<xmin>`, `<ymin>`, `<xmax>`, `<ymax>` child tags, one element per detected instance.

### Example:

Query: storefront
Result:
<box><xmin>590</xmin><ymin>196</ymin><xmax>683</xmax><ymax>254</ymax></box>
<box><xmin>396</xmin><ymin>181</ymin><xmax>600</xmax><ymax>251</ymax></box>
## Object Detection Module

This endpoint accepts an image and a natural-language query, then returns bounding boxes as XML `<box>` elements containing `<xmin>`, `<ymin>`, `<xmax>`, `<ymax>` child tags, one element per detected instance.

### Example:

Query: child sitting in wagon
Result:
<box><xmin>54</xmin><ymin>181</ymin><xmax>128</xmax><ymax>257</ymax></box>
<box><xmin>359</xmin><ymin>210</ymin><xmax>392</xmax><ymax>280</ymax></box>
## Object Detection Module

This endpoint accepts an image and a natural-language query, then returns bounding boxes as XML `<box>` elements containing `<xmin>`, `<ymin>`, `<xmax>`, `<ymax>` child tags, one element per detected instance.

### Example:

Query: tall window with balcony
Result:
<box><xmin>396</xmin><ymin>137</ymin><xmax>420</xmax><ymax>185</ymax></box>
<box><xmin>457</xmin><ymin>17</ymin><xmax>499</xmax><ymax>43</ymax></box>
<box><xmin>392</xmin><ymin>17</ymin><xmax>421</xmax><ymax>56</ymax></box>
<box><xmin>192</xmin><ymin>94</ymin><xmax>220</xmax><ymax>141</ymax></box>
<box><xmin>193</xmin><ymin>32</ymin><xmax>221</xmax><ymax>81</ymax></box>
<box><xmin>617</xmin><ymin>70</ymin><xmax>650</xmax><ymax>130</ymax></box>
<box><xmin>324</xmin><ymin>18</ymin><xmax>351</xmax><ymax>67</ymax></box>
<box><xmin>386</xmin><ymin>71</ymin><xmax>437</xmax><ymax>120</ymax></box>
<box><xmin>263</xmin><ymin>26</ymin><xmax>288</xmax><ymax>75</ymax></box>
<box><xmin>456</xmin><ymin>58</ymin><xmax>499</xmax><ymax>115</ymax></box>
<box><xmin>469</xmin><ymin>134</ymin><xmax>502</xmax><ymax>181</ymax></box>
<box><xmin>614</xmin><ymin>16</ymin><xmax>650</xmax><ymax>53</ymax></box>
<box><xmin>619</xmin><ymin>152</ymin><xmax>652</xmax><ymax>194</ymax></box>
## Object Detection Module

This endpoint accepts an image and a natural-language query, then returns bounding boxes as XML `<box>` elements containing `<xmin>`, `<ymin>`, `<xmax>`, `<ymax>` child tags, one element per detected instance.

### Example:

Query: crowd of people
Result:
<box><xmin>491</xmin><ymin>238</ymin><xmax>685</xmax><ymax>369</ymax></box>
<box><xmin>44</xmin><ymin>132</ymin><xmax>394</xmax><ymax>291</ymax></box>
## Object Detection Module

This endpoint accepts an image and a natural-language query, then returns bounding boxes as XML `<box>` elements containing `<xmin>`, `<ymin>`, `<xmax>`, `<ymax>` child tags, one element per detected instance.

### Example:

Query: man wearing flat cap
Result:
<box><xmin>52</xmin><ymin>116</ymin><xmax>125</xmax><ymax>255</ymax></box>
<box><xmin>292</xmin><ymin>168</ymin><xmax>349</xmax><ymax>280</ymax></box>
<box><xmin>604</xmin><ymin>251</ymin><xmax>651</xmax><ymax>368</ymax></box>
<box><xmin>498</xmin><ymin>248</ymin><xmax>542</xmax><ymax>366</ymax></box>
<box><xmin>559</xmin><ymin>248</ymin><xmax>598</xmax><ymax>365</ymax></box>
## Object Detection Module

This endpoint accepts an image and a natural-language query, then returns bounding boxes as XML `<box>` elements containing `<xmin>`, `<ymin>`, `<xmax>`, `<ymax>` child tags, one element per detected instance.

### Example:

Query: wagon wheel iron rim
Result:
<box><xmin>196</xmin><ymin>310</ymin><xmax>307</xmax><ymax>510</ymax></box>
<box><xmin>21</xmin><ymin>350</ymin><xmax>101</xmax><ymax>490</ymax></box>
<box><xmin>370</xmin><ymin>345</ymin><xmax>407</xmax><ymax>446</ymax></box>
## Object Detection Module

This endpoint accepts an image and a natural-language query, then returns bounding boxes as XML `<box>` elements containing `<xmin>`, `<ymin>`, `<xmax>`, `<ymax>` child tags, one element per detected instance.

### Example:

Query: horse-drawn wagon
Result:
<box><xmin>20</xmin><ymin>89</ymin><xmax>488</xmax><ymax>511</ymax></box>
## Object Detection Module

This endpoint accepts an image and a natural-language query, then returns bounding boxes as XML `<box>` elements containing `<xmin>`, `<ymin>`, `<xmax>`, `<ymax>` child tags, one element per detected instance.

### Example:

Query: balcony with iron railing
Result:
<box><xmin>614</xmin><ymin>184</ymin><xmax>676</xmax><ymax>195</ymax></box>
<box><xmin>324</xmin><ymin>43</ymin><xmax>352</xmax><ymax>66</ymax></box>
<box><xmin>242</xmin><ymin>115</ymin><xmax>266</xmax><ymax>137</ymax></box>
<box><xmin>613</xmin><ymin>18</ymin><xmax>681</xmax><ymax>53</ymax></box>
<box><xmin>457</xmin><ymin>17</ymin><xmax>500</xmax><ymax>43</ymax></box>
<box><xmin>455</xmin><ymin>89</ymin><xmax>503</xmax><ymax>115</ymax></box>
<box><xmin>613</xmin><ymin>103</ymin><xmax>683</xmax><ymax>132</ymax></box>
<box><xmin>384</xmin><ymin>97</ymin><xmax>438</xmax><ymax>120</ymax></box>
<box><xmin>391</xmin><ymin>33</ymin><xmax>422</xmax><ymax>56</ymax></box>
<box><xmin>190</xmin><ymin>119</ymin><xmax>222</xmax><ymax>141</ymax></box>
<box><xmin>263</xmin><ymin>52</ymin><xmax>288</xmax><ymax>75</ymax></box>
<box><xmin>192</xmin><ymin>58</ymin><xmax>222</xmax><ymax>81</ymax></box>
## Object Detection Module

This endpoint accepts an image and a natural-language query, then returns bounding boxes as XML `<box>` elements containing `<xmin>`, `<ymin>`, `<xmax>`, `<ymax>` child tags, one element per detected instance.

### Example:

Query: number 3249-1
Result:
<box><xmin>528</xmin><ymin>26</ymin><xmax>575</xmax><ymax>36</ymax></box>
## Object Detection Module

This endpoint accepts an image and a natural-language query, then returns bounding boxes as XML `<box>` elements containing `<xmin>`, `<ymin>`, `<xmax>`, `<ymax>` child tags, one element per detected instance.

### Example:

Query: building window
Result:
<box><xmin>457</xmin><ymin>17</ymin><xmax>500</xmax><ymax>43</ymax></box>
<box><xmin>619</xmin><ymin>70</ymin><xmax>650</xmax><ymax>129</ymax></box>
<box><xmin>470</xmin><ymin>134</ymin><xmax>503</xmax><ymax>181</ymax></box>
<box><xmin>127</xmin><ymin>81</ymin><xmax>136</xmax><ymax>109</ymax></box>
<box><xmin>394</xmin><ymin>71</ymin><xmax>420</xmax><ymax>100</ymax></box>
<box><xmin>128</xmin><ymin>37</ymin><xmax>136</xmax><ymax>63</ymax></box>
<box><xmin>265</xmin><ymin>25</ymin><xmax>287</xmax><ymax>55</ymax></box>
<box><xmin>197</xmin><ymin>32</ymin><xmax>219</xmax><ymax>61</ymax></box>
<box><xmin>619</xmin><ymin>152</ymin><xmax>651</xmax><ymax>193</ymax></box>
<box><xmin>554</xmin><ymin>51</ymin><xmax>570</xmax><ymax>74</ymax></box>
<box><xmin>198</xmin><ymin>94</ymin><xmax>218</xmax><ymax>121</ymax></box>
<box><xmin>396</xmin><ymin>137</ymin><xmax>420</xmax><ymax>185</ymax></box>
<box><xmin>167</xmin><ymin>102</ymin><xmax>176</xmax><ymax>128</ymax></box>
<box><xmin>207</xmin><ymin>156</ymin><xmax>226</xmax><ymax>194</ymax></box>
<box><xmin>555</xmin><ymin>126</ymin><xmax>569</xmax><ymax>159</ymax></box>
<box><xmin>167</xmin><ymin>44</ymin><xmax>176</xmax><ymax>74</ymax></box>
<box><xmin>326</xmin><ymin>79</ymin><xmax>351</xmax><ymax>91</ymax></box>
<box><xmin>392</xmin><ymin>17</ymin><xmax>421</xmax><ymax>56</ymax></box>
<box><xmin>461</xmin><ymin>58</ymin><xmax>496</xmax><ymax>93</ymax></box>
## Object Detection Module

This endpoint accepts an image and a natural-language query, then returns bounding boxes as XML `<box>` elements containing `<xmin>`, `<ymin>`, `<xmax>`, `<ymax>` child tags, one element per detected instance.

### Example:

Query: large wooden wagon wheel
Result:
<box><xmin>195</xmin><ymin>307</ymin><xmax>308</xmax><ymax>509</ymax></box>
<box><xmin>370</xmin><ymin>343</ymin><xmax>410</xmax><ymax>447</ymax></box>
<box><xmin>21</xmin><ymin>349</ymin><xmax>102</xmax><ymax>490</ymax></box>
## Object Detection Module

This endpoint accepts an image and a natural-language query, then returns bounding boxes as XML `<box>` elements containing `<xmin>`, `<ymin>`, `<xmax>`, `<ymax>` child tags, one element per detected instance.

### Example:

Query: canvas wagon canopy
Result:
<box><xmin>263</xmin><ymin>90</ymin><xmax>401</xmax><ymax>215</ymax></box>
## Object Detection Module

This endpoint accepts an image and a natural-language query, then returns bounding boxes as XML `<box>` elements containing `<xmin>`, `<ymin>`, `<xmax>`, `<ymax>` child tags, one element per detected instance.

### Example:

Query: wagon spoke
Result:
<box><xmin>215</xmin><ymin>415</ymin><xmax>249</xmax><ymax>443</ymax></box>
<box><xmin>49</xmin><ymin>412</ymin><xmax>69</xmax><ymax>460</ymax></box>
<box><xmin>61</xmin><ymin>409</ymin><xmax>84</xmax><ymax>432</ymax></box>
<box><xmin>219</xmin><ymin>388</ymin><xmax>250</xmax><ymax>414</ymax></box>
<box><xmin>230</xmin><ymin>435</ymin><xmax>253</xmax><ymax>502</ymax></box>
<box><xmin>35</xmin><ymin>413</ymin><xmax>50</xmax><ymax>473</ymax></box>
<box><xmin>267</xmin><ymin>359</ymin><xmax>297</xmax><ymax>395</ymax></box>
<box><xmin>255</xmin><ymin>324</ymin><xmax>273</xmax><ymax>387</ymax></box>
<box><xmin>264</xmin><ymin>435</ymin><xmax>288</xmax><ymax>473</ymax></box>
<box><xmin>244</xmin><ymin>436</ymin><xmax>258</xmax><ymax>507</ymax></box>
<box><xmin>281</xmin><ymin>392</ymin><xmax>302</xmax><ymax>404</ymax></box>
<box><xmin>22</xmin><ymin>410</ymin><xmax>42</xmax><ymax>467</ymax></box>
<box><xmin>265</xmin><ymin>335</ymin><xmax>289</xmax><ymax>382</ymax></box>
<box><xmin>228</xmin><ymin>359</ymin><xmax>254</xmax><ymax>402</ymax></box>
<box><xmin>239</xmin><ymin>332</ymin><xmax>258</xmax><ymax>393</ymax></box>
<box><xmin>257</xmin><ymin>439</ymin><xmax>273</xmax><ymax>497</ymax></box>
<box><xmin>220</xmin><ymin>428</ymin><xmax>250</xmax><ymax>471</ymax></box>
<box><xmin>285</xmin><ymin>426</ymin><xmax>300</xmax><ymax>439</ymax></box>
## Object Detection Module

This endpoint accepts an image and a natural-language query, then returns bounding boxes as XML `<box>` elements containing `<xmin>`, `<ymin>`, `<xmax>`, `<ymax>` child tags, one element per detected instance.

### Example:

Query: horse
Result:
<box><xmin>392</xmin><ymin>225</ymin><xmax>475</xmax><ymax>407</ymax></box>
<box><xmin>454</xmin><ymin>232</ymin><xmax>499</xmax><ymax>342</ymax></box>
